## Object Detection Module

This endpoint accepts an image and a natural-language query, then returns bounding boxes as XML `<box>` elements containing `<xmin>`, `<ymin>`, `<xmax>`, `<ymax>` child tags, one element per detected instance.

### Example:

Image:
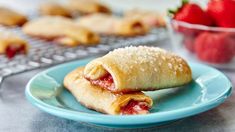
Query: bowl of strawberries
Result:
<box><xmin>167</xmin><ymin>0</ymin><xmax>235</xmax><ymax>69</ymax></box>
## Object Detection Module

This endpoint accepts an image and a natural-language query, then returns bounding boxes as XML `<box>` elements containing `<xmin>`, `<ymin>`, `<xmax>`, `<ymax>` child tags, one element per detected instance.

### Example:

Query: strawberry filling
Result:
<box><xmin>132</xmin><ymin>22</ymin><xmax>144</xmax><ymax>32</ymax></box>
<box><xmin>6</xmin><ymin>44</ymin><xmax>26</xmax><ymax>59</ymax></box>
<box><xmin>89</xmin><ymin>73</ymin><xmax>115</xmax><ymax>91</ymax></box>
<box><xmin>89</xmin><ymin>74</ymin><xmax>150</xmax><ymax>115</ymax></box>
<box><xmin>132</xmin><ymin>22</ymin><xmax>142</xmax><ymax>29</ymax></box>
<box><xmin>121</xmin><ymin>100</ymin><xmax>150</xmax><ymax>115</ymax></box>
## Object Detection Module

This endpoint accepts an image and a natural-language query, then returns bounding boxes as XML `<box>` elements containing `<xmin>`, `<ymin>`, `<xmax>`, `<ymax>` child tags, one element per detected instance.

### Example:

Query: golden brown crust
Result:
<box><xmin>63</xmin><ymin>67</ymin><xmax>153</xmax><ymax>115</ymax></box>
<box><xmin>0</xmin><ymin>7</ymin><xmax>27</xmax><ymax>26</ymax></box>
<box><xmin>22</xmin><ymin>16</ymin><xmax>100</xmax><ymax>46</ymax></box>
<box><xmin>84</xmin><ymin>46</ymin><xmax>192</xmax><ymax>93</ymax></box>
<box><xmin>124</xmin><ymin>9</ymin><xmax>166</xmax><ymax>27</ymax></box>
<box><xmin>0</xmin><ymin>32</ymin><xmax>29</xmax><ymax>54</ymax></box>
<box><xmin>76</xmin><ymin>13</ymin><xmax>149</xmax><ymax>36</ymax></box>
<box><xmin>68</xmin><ymin>0</ymin><xmax>111</xmax><ymax>15</ymax></box>
<box><xmin>39</xmin><ymin>3</ymin><xmax>72</xmax><ymax>18</ymax></box>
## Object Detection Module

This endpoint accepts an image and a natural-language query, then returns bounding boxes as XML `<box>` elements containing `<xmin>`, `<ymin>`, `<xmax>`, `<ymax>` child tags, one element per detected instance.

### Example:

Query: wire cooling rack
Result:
<box><xmin>0</xmin><ymin>25</ymin><xmax>167</xmax><ymax>86</ymax></box>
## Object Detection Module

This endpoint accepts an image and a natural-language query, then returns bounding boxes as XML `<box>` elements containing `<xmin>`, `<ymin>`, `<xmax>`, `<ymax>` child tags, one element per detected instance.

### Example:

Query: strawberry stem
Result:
<box><xmin>182</xmin><ymin>0</ymin><xmax>189</xmax><ymax>5</ymax></box>
<box><xmin>168</xmin><ymin>9</ymin><xmax>177</xmax><ymax>17</ymax></box>
<box><xmin>168</xmin><ymin>9</ymin><xmax>176</xmax><ymax>14</ymax></box>
<box><xmin>168</xmin><ymin>0</ymin><xmax>189</xmax><ymax>17</ymax></box>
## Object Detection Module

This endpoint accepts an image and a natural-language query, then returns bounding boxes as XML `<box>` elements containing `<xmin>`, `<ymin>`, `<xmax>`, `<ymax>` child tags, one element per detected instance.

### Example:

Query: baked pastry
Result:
<box><xmin>64</xmin><ymin>67</ymin><xmax>153</xmax><ymax>115</ymax></box>
<box><xmin>124</xmin><ymin>9</ymin><xmax>166</xmax><ymax>27</ymax></box>
<box><xmin>0</xmin><ymin>32</ymin><xmax>28</xmax><ymax>58</ymax></box>
<box><xmin>39</xmin><ymin>3</ymin><xmax>72</xmax><ymax>18</ymax></box>
<box><xmin>77</xmin><ymin>14</ymin><xmax>149</xmax><ymax>36</ymax></box>
<box><xmin>84</xmin><ymin>46</ymin><xmax>192</xmax><ymax>93</ymax></box>
<box><xmin>22</xmin><ymin>16</ymin><xmax>100</xmax><ymax>46</ymax></box>
<box><xmin>0</xmin><ymin>7</ymin><xmax>27</xmax><ymax>26</ymax></box>
<box><xmin>68</xmin><ymin>0</ymin><xmax>110</xmax><ymax>15</ymax></box>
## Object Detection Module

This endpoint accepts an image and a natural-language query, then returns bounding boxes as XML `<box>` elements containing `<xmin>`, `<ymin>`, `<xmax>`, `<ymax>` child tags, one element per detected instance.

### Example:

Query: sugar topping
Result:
<box><xmin>109</xmin><ymin>46</ymin><xmax>167</xmax><ymax>62</ymax></box>
<box><xmin>0</xmin><ymin>31</ymin><xmax>19</xmax><ymax>39</ymax></box>
<box><xmin>168</xmin><ymin>63</ymin><xmax>173</xmax><ymax>69</ymax></box>
<box><xmin>106</xmin><ymin>46</ymin><xmax>186</xmax><ymax>73</ymax></box>
<box><xmin>0</xmin><ymin>31</ymin><xmax>25</xmax><ymax>44</ymax></box>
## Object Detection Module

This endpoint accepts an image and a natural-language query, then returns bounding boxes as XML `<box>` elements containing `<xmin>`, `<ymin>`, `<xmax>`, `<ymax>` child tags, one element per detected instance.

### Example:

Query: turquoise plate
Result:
<box><xmin>25</xmin><ymin>58</ymin><xmax>233</xmax><ymax>128</ymax></box>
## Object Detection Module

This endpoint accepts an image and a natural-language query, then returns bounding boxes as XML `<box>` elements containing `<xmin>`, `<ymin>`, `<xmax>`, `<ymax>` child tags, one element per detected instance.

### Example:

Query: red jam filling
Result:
<box><xmin>121</xmin><ymin>100</ymin><xmax>149</xmax><ymax>115</ymax></box>
<box><xmin>133</xmin><ymin>22</ymin><xmax>143</xmax><ymax>29</ymax></box>
<box><xmin>90</xmin><ymin>73</ymin><xmax>115</xmax><ymax>91</ymax></box>
<box><xmin>6</xmin><ymin>44</ymin><xmax>26</xmax><ymax>59</ymax></box>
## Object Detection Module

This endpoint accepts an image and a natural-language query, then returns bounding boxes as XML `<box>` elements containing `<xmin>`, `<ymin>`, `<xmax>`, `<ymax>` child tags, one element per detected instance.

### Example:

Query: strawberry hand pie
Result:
<box><xmin>0</xmin><ymin>32</ymin><xmax>28</xmax><ymax>58</ymax></box>
<box><xmin>76</xmin><ymin>13</ymin><xmax>149</xmax><ymax>36</ymax></box>
<box><xmin>125</xmin><ymin>9</ymin><xmax>166</xmax><ymax>27</ymax></box>
<box><xmin>64</xmin><ymin>67</ymin><xmax>153</xmax><ymax>115</ymax></box>
<box><xmin>23</xmin><ymin>16</ymin><xmax>100</xmax><ymax>46</ymax></box>
<box><xmin>39</xmin><ymin>3</ymin><xmax>72</xmax><ymax>18</ymax></box>
<box><xmin>84</xmin><ymin>46</ymin><xmax>192</xmax><ymax>93</ymax></box>
<box><xmin>68</xmin><ymin>0</ymin><xmax>111</xmax><ymax>15</ymax></box>
<box><xmin>0</xmin><ymin>7</ymin><xmax>27</xmax><ymax>26</ymax></box>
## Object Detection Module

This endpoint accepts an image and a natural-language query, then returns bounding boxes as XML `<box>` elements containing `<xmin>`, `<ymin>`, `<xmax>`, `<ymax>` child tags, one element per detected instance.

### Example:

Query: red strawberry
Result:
<box><xmin>207</xmin><ymin>0</ymin><xmax>235</xmax><ymax>28</ymax></box>
<box><xmin>183</xmin><ymin>36</ymin><xmax>196</xmax><ymax>53</ymax></box>
<box><xmin>170</xmin><ymin>1</ymin><xmax>213</xmax><ymax>36</ymax></box>
<box><xmin>173</xmin><ymin>2</ymin><xmax>213</xmax><ymax>26</ymax></box>
<box><xmin>195</xmin><ymin>32</ymin><xmax>235</xmax><ymax>63</ymax></box>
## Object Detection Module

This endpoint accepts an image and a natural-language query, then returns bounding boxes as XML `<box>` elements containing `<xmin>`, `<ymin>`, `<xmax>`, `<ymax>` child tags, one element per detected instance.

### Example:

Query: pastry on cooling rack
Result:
<box><xmin>22</xmin><ymin>16</ymin><xmax>100</xmax><ymax>46</ymax></box>
<box><xmin>0</xmin><ymin>7</ymin><xmax>27</xmax><ymax>26</ymax></box>
<box><xmin>76</xmin><ymin>13</ymin><xmax>149</xmax><ymax>36</ymax></box>
<box><xmin>0</xmin><ymin>32</ymin><xmax>28</xmax><ymax>58</ymax></box>
<box><xmin>64</xmin><ymin>67</ymin><xmax>153</xmax><ymax>115</ymax></box>
<box><xmin>84</xmin><ymin>46</ymin><xmax>192</xmax><ymax>93</ymax></box>
<box><xmin>39</xmin><ymin>3</ymin><xmax>72</xmax><ymax>18</ymax></box>
<box><xmin>124</xmin><ymin>9</ymin><xmax>166</xmax><ymax>27</ymax></box>
<box><xmin>68</xmin><ymin>0</ymin><xmax>111</xmax><ymax>15</ymax></box>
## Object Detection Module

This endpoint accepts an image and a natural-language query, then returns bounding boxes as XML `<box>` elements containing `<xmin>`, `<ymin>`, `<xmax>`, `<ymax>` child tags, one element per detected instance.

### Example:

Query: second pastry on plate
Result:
<box><xmin>64</xmin><ymin>67</ymin><xmax>153</xmax><ymax>115</ymax></box>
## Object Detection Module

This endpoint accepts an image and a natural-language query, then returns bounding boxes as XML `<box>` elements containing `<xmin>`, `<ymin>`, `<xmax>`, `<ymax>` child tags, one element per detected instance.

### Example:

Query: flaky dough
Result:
<box><xmin>68</xmin><ymin>0</ymin><xmax>110</xmax><ymax>14</ymax></box>
<box><xmin>23</xmin><ymin>16</ymin><xmax>100</xmax><ymax>46</ymax></box>
<box><xmin>84</xmin><ymin>46</ymin><xmax>192</xmax><ymax>92</ymax></box>
<box><xmin>0</xmin><ymin>32</ymin><xmax>28</xmax><ymax>54</ymax></box>
<box><xmin>76</xmin><ymin>13</ymin><xmax>149</xmax><ymax>36</ymax></box>
<box><xmin>64</xmin><ymin>67</ymin><xmax>153</xmax><ymax>115</ymax></box>
<box><xmin>0</xmin><ymin>7</ymin><xmax>27</xmax><ymax>26</ymax></box>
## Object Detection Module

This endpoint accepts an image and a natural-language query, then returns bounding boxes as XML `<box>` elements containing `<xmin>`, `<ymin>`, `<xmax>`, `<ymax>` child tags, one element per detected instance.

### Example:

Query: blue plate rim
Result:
<box><xmin>25</xmin><ymin>58</ymin><xmax>233</xmax><ymax>125</ymax></box>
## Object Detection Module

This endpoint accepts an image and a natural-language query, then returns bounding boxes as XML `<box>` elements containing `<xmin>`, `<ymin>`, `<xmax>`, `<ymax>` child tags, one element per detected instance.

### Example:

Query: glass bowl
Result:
<box><xmin>167</xmin><ymin>18</ymin><xmax>235</xmax><ymax>70</ymax></box>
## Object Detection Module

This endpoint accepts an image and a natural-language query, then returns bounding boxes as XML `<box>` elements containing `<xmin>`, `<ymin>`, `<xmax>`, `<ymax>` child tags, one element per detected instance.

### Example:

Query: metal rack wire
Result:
<box><xmin>0</xmin><ymin>25</ymin><xmax>167</xmax><ymax>86</ymax></box>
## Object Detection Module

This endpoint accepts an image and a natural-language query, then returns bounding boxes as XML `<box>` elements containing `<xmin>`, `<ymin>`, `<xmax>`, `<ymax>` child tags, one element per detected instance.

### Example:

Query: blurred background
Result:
<box><xmin>0</xmin><ymin>0</ymin><xmax>208</xmax><ymax>13</ymax></box>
